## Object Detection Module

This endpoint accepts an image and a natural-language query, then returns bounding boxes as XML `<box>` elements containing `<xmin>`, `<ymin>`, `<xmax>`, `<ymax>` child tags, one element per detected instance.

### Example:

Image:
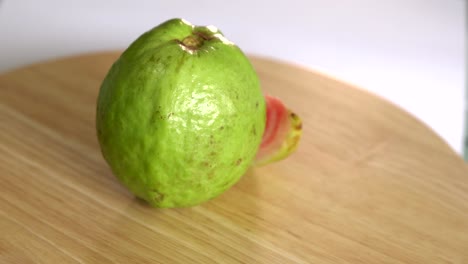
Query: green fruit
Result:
<box><xmin>96</xmin><ymin>18</ymin><xmax>266</xmax><ymax>208</ymax></box>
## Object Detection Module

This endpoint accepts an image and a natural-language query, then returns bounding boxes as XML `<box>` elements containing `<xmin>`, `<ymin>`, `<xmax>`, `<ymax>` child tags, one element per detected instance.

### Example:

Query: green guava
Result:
<box><xmin>96</xmin><ymin>18</ymin><xmax>266</xmax><ymax>208</ymax></box>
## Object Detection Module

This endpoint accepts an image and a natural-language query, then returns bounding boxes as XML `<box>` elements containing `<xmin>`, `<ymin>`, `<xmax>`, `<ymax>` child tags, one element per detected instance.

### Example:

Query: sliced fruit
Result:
<box><xmin>255</xmin><ymin>95</ymin><xmax>302</xmax><ymax>166</ymax></box>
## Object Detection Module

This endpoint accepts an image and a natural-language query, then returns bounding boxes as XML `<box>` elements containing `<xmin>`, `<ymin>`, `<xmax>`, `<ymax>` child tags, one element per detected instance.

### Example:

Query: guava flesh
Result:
<box><xmin>255</xmin><ymin>95</ymin><xmax>302</xmax><ymax>166</ymax></box>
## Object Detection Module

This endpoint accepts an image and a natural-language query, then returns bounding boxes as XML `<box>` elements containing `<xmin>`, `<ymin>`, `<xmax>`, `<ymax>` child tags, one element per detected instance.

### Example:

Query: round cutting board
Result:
<box><xmin>1</xmin><ymin>52</ymin><xmax>467</xmax><ymax>263</ymax></box>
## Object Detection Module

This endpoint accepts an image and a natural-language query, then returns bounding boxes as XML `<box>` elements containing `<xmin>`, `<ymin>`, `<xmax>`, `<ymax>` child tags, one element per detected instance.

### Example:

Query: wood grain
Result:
<box><xmin>1</xmin><ymin>52</ymin><xmax>467</xmax><ymax>263</ymax></box>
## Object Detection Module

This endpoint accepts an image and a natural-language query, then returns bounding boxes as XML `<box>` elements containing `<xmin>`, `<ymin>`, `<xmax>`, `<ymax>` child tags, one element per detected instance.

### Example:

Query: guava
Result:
<box><xmin>255</xmin><ymin>95</ymin><xmax>302</xmax><ymax>166</ymax></box>
<box><xmin>96</xmin><ymin>18</ymin><xmax>301</xmax><ymax>208</ymax></box>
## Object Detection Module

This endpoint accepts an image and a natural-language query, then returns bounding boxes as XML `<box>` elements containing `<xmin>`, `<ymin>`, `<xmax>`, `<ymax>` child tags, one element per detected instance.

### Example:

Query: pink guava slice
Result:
<box><xmin>255</xmin><ymin>95</ymin><xmax>302</xmax><ymax>166</ymax></box>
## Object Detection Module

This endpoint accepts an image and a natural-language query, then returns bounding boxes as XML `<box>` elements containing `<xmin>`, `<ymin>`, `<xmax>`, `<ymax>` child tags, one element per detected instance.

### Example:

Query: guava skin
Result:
<box><xmin>96</xmin><ymin>18</ymin><xmax>266</xmax><ymax>208</ymax></box>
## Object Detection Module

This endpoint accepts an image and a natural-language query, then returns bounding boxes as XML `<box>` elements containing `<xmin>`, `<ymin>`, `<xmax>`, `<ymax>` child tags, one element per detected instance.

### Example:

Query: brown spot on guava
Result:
<box><xmin>295</xmin><ymin>121</ymin><xmax>302</xmax><ymax>130</ymax></box>
<box><xmin>220</xmin><ymin>126</ymin><xmax>224</xmax><ymax>130</ymax></box>
<box><xmin>150</xmin><ymin>110</ymin><xmax>160</xmax><ymax>123</ymax></box>
<box><xmin>208</xmin><ymin>171</ymin><xmax>216</xmax><ymax>179</ymax></box>
<box><xmin>235</xmin><ymin>158</ymin><xmax>242</xmax><ymax>166</ymax></box>
<box><xmin>149</xmin><ymin>55</ymin><xmax>160</xmax><ymax>63</ymax></box>
<box><xmin>151</xmin><ymin>190</ymin><xmax>165</xmax><ymax>203</ymax></box>
<box><xmin>290</xmin><ymin>112</ymin><xmax>302</xmax><ymax>129</ymax></box>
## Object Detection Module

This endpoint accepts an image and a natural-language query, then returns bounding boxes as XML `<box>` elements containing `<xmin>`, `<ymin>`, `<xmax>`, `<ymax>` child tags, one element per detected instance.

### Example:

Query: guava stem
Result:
<box><xmin>181</xmin><ymin>35</ymin><xmax>203</xmax><ymax>49</ymax></box>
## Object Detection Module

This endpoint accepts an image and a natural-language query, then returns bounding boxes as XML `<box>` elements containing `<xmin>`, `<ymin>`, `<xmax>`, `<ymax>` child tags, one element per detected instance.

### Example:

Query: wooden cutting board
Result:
<box><xmin>1</xmin><ymin>52</ymin><xmax>467</xmax><ymax>264</ymax></box>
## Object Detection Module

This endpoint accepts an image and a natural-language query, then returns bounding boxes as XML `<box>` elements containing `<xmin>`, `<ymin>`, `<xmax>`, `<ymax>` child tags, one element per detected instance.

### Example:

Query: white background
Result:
<box><xmin>0</xmin><ymin>0</ymin><xmax>465</xmax><ymax>153</ymax></box>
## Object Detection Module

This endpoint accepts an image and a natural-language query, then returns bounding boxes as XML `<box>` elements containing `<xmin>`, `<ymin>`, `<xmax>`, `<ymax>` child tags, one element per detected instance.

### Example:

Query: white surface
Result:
<box><xmin>1</xmin><ymin>0</ymin><xmax>465</xmax><ymax>153</ymax></box>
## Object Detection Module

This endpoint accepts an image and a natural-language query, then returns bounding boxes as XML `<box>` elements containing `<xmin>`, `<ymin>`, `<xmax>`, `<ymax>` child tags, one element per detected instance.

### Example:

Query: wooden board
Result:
<box><xmin>1</xmin><ymin>52</ymin><xmax>467</xmax><ymax>263</ymax></box>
